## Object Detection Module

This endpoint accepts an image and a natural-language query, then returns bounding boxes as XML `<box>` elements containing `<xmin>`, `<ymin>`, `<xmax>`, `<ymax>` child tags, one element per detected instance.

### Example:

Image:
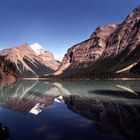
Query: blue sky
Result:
<box><xmin>0</xmin><ymin>0</ymin><xmax>139</xmax><ymax>58</ymax></box>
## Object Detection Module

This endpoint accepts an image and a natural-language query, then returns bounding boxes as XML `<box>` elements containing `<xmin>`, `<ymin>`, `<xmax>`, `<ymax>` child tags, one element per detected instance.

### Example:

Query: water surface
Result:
<box><xmin>0</xmin><ymin>80</ymin><xmax>140</xmax><ymax>140</ymax></box>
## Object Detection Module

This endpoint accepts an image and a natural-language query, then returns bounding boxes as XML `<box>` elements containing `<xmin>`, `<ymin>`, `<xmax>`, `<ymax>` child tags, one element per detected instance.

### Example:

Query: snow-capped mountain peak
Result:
<box><xmin>30</xmin><ymin>43</ymin><xmax>60</xmax><ymax>70</ymax></box>
<box><xmin>30</xmin><ymin>43</ymin><xmax>45</xmax><ymax>55</ymax></box>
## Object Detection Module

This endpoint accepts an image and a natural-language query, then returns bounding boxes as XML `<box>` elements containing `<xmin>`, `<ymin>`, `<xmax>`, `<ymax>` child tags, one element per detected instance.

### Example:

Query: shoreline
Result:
<box><xmin>21</xmin><ymin>78</ymin><xmax>52</xmax><ymax>80</ymax></box>
<box><xmin>21</xmin><ymin>77</ymin><xmax>140</xmax><ymax>81</ymax></box>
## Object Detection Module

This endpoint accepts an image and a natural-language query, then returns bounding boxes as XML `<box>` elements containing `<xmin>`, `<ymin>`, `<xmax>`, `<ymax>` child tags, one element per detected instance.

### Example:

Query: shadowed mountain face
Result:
<box><xmin>0</xmin><ymin>44</ymin><xmax>60</xmax><ymax>78</ymax></box>
<box><xmin>0</xmin><ymin>55</ymin><xmax>17</xmax><ymax>84</ymax></box>
<box><xmin>55</xmin><ymin>6</ymin><xmax>140</xmax><ymax>78</ymax></box>
<box><xmin>0</xmin><ymin>80</ymin><xmax>140</xmax><ymax>140</ymax></box>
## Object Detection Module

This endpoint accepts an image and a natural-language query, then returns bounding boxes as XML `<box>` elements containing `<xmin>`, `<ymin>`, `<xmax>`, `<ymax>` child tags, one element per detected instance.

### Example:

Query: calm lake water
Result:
<box><xmin>0</xmin><ymin>80</ymin><xmax>140</xmax><ymax>140</ymax></box>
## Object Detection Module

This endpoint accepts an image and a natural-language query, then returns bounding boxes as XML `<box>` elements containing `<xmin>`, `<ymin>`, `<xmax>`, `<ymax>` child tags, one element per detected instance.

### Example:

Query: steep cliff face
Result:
<box><xmin>55</xmin><ymin>6</ymin><xmax>140</xmax><ymax>78</ymax></box>
<box><xmin>0</xmin><ymin>43</ymin><xmax>60</xmax><ymax>78</ymax></box>
<box><xmin>62</xmin><ymin>24</ymin><xmax>117</xmax><ymax>66</ymax></box>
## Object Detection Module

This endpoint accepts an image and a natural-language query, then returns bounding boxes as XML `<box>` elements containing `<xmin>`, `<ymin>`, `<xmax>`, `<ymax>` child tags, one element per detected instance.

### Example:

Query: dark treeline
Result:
<box><xmin>0</xmin><ymin>55</ymin><xmax>17</xmax><ymax>80</ymax></box>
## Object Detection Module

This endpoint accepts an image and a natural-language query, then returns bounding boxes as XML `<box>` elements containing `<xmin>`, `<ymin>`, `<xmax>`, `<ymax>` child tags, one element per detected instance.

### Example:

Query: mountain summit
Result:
<box><xmin>30</xmin><ymin>43</ymin><xmax>44</xmax><ymax>55</ymax></box>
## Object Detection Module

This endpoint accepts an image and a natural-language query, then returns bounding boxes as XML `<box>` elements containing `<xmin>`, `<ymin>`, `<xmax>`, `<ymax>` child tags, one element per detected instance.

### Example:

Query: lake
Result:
<box><xmin>0</xmin><ymin>80</ymin><xmax>140</xmax><ymax>140</ymax></box>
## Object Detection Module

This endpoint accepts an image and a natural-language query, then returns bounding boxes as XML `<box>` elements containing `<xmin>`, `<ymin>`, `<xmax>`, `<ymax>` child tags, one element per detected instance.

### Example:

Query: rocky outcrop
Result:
<box><xmin>54</xmin><ymin>5</ymin><xmax>140</xmax><ymax>78</ymax></box>
<box><xmin>0</xmin><ymin>43</ymin><xmax>60</xmax><ymax>78</ymax></box>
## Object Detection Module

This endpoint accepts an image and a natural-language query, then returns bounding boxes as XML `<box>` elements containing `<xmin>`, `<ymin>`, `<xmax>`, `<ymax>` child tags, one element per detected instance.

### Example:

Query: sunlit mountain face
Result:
<box><xmin>0</xmin><ymin>43</ymin><xmax>60</xmax><ymax>78</ymax></box>
<box><xmin>0</xmin><ymin>80</ymin><xmax>140</xmax><ymax>140</ymax></box>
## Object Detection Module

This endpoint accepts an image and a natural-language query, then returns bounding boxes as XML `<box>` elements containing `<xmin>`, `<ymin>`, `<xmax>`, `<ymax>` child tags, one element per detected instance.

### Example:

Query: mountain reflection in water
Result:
<box><xmin>0</xmin><ymin>80</ymin><xmax>140</xmax><ymax>140</ymax></box>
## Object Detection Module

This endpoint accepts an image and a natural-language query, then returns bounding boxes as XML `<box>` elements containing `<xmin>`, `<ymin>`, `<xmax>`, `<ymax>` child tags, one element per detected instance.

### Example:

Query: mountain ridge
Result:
<box><xmin>52</xmin><ymin>5</ymin><xmax>140</xmax><ymax>79</ymax></box>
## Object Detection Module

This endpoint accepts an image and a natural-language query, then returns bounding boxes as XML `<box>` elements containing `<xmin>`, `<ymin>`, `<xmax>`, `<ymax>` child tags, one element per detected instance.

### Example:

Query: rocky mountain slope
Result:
<box><xmin>0</xmin><ymin>43</ymin><xmax>60</xmax><ymax>78</ymax></box>
<box><xmin>54</xmin><ymin>5</ymin><xmax>140</xmax><ymax>79</ymax></box>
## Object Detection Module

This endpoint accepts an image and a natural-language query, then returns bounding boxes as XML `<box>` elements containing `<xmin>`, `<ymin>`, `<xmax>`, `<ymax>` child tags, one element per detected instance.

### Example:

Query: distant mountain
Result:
<box><xmin>53</xmin><ymin>5</ymin><xmax>140</xmax><ymax>79</ymax></box>
<box><xmin>0</xmin><ymin>43</ymin><xmax>60</xmax><ymax>78</ymax></box>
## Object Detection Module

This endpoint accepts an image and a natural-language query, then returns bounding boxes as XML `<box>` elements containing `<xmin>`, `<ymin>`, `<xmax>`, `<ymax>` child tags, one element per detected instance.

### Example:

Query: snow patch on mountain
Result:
<box><xmin>30</xmin><ymin>43</ymin><xmax>45</xmax><ymax>55</ymax></box>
